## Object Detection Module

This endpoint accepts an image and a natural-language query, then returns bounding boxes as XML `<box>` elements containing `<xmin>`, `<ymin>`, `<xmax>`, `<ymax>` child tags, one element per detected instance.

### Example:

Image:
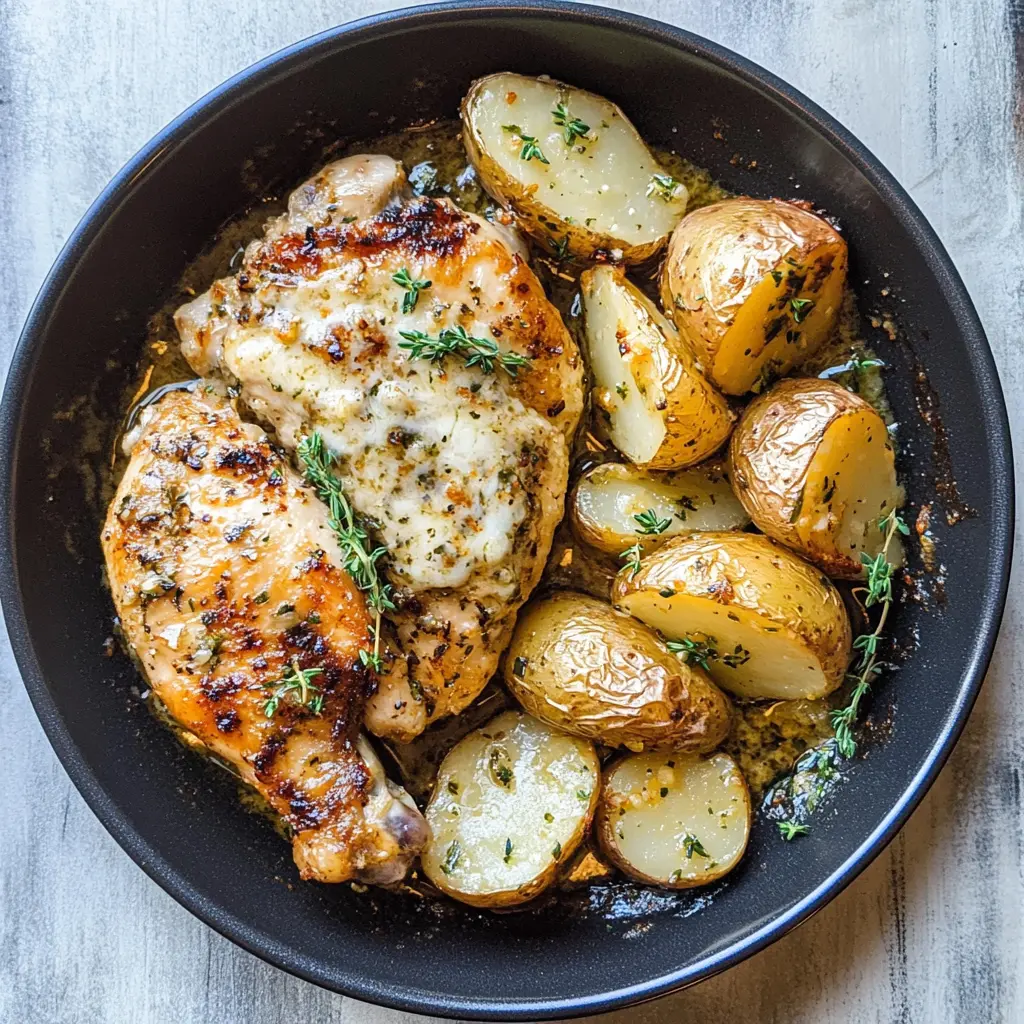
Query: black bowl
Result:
<box><xmin>0</xmin><ymin>1</ymin><xmax>1012</xmax><ymax>1019</ymax></box>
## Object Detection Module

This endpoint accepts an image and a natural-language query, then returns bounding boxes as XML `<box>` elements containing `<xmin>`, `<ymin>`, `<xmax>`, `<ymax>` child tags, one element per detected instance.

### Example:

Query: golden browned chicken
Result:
<box><xmin>102</xmin><ymin>386</ymin><xmax>428</xmax><ymax>884</ymax></box>
<box><xmin>175</xmin><ymin>154</ymin><xmax>583</xmax><ymax>741</ymax></box>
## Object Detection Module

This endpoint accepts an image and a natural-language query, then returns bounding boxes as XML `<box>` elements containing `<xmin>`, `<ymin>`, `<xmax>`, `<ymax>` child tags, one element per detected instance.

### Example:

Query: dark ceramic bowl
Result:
<box><xmin>0</xmin><ymin>1</ymin><xmax>1012</xmax><ymax>1019</ymax></box>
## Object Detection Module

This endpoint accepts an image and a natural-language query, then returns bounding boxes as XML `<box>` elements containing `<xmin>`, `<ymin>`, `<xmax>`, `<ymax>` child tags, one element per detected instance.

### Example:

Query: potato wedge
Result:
<box><xmin>612</xmin><ymin>532</ymin><xmax>852</xmax><ymax>700</ymax></box>
<box><xmin>582</xmin><ymin>266</ymin><xmax>734</xmax><ymax>468</ymax></box>
<box><xmin>729</xmin><ymin>378</ymin><xmax>904</xmax><ymax>577</ymax></box>
<box><xmin>596</xmin><ymin>751</ymin><xmax>750</xmax><ymax>887</ymax></box>
<box><xmin>462</xmin><ymin>73</ymin><xmax>688</xmax><ymax>263</ymax></box>
<box><xmin>660</xmin><ymin>197</ymin><xmax>848</xmax><ymax>395</ymax></box>
<box><xmin>572</xmin><ymin>460</ymin><xmax>749</xmax><ymax>556</ymax></box>
<box><xmin>505</xmin><ymin>592</ymin><xmax>732</xmax><ymax>753</ymax></box>
<box><xmin>422</xmin><ymin>711</ymin><xmax>599</xmax><ymax>907</ymax></box>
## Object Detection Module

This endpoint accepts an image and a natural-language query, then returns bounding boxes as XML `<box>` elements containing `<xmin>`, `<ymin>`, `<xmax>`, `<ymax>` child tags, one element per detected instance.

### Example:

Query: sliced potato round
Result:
<box><xmin>729</xmin><ymin>377</ymin><xmax>904</xmax><ymax>577</ymax></box>
<box><xmin>582</xmin><ymin>265</ymin><xmax>734</xmax><ymax>469</ymax></box>
<box><xmin>462</xmin><ymin>73</ymin><xmax>688</xmax><ymax>263</ymax></box>
<box><xmin>596</xmin><ymin>751</ymin><xmax>750</xmax><ymax>887</ymax></box>
<box><xmin>422</xmin><ymin>711</ymin><xmax>599</xmax><ymax>907</ymax></box>
<box><xmin>572</xmin><ymin>460</ymin><xmax>749</xmax><ymax>556</ymax></box>
<box><xmin>505</xmin><ymin>592</ymin><xmax>732</xmax><ymax>753</ymax></box>
<box><xmin>660</xmin><ymin>197</ymin><xmax>848</xmax><ymax>395</ymax></box>
<box><xmin>612</xmin><ymin>532</ymin><xmax>852</xmax><ymax>700</ymax></box>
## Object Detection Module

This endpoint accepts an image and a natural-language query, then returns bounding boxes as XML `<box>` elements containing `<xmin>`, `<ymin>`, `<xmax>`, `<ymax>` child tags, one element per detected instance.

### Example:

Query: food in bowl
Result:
<box><xmin>102</xmin><ymin>72</ymin><xmax>906</xmax><ymax>905</ymax></box>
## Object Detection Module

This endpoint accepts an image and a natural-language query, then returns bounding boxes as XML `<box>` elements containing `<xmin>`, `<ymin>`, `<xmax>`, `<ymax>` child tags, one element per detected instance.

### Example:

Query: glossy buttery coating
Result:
<box><xmin>729</xmin><ymin>377</ymin><xmax>902</xmax><ymax>577</ymax></box>
<box><xmin>612</xmin><ymin>531</ymin><xmax>852</xmax><ymax>700</ymax></box>
<box><xmin>175</xmin><ymin>155</ymin><xmax>583</xmax><ymax>741</ymax></box>
<box><xmin>101</xmin><ymin>387</ymin><xmax>427</xmax><ymax>884</ymax></box>
<box><xmin>660</xmin><ymin>197</ymin><xmax>848</xmax><ymax>395</ymax></box>
<box><xmin>505</xmin><ymin>592</ymin><xmax>732</xmax><ymax>752</ymax></box>
<box><xmin>462</xmin><ymin>73</ymin><xmax>688</xmax><ymax>263</ymax></box>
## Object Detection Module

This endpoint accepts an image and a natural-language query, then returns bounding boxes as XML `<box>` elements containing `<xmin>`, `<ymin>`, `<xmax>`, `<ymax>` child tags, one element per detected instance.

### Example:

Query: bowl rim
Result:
<box><xmin>0</xmin><ymin>1</ymin><xmax>1013</xmax><ymax>1019</ymax></box>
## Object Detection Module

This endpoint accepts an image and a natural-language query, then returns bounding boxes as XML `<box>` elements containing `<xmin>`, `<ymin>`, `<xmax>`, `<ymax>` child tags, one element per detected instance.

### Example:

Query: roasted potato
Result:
<box><xmin>462</xmin><ymin>73</ymin><xmax>688</xmax><ymax>263</ymax></box>
<box><xmin>571</xmin><ymin>460</ymin><xmax>749</xmax><ymax>556</ymax></box>
<box><xmin>596</xmin><ymin>751</ymin><xmax>750</xmax><ymax>887</ymax></box>
<box><xmin>660</xmin><ymin>197</ymin><xmax>848</xmax><ymax>395</ymax></box>
<box><xmin>582</xmin><ymin>266</ymin><xmax>734</xmax><ymax>468</ymax></box>
<box><xmin>729</xmin><ymin>377</ymin><xmax>904</xmax><ymax>578</ymax></box>
<box><xmin>612</xmin><ymin>532</ymin><xmax>852</xmax><ymax>700</ymax></box>
<box><xmin>505</xmin><ymin>592</ymin><xmax>732</xmax><ymax>753</ymax></box>
<box><xmin>421</xmin><ymin>711</ymin><xmax>599</xmax><ymax>907</ymax></box>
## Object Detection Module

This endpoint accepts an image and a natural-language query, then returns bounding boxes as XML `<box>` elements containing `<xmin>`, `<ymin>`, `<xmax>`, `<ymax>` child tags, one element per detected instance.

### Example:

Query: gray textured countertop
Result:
<box><xmin>2</xmin><ymin>1</ymin><xmax>1022</xmax><ymax>1021</ymax></box>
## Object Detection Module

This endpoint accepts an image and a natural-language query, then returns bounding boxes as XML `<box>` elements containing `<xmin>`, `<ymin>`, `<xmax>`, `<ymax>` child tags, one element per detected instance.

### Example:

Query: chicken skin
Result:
<box><xmin>102</xmin><ymin>386</ymin><xmax>428</xmax><ymax>883</ymax></box>
<box><xmin>175</xmin><ymin>154</ymin><xmax>583</xmax><ymax>741</ymax></box>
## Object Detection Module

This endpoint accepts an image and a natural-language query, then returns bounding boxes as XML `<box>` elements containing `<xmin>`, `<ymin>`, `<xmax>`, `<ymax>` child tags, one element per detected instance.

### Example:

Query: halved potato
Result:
<box><xmin>461</xmin><ymin>73</ymin><xmax>688</xmax><ymax>263</ymax></box>
<box><xmin>660</xmin><ymin>197</ymin><xmax>848</xmax><ymax>395</ymax></box>
<box><xmin>421</xmin><ymin>711</ymin><xmax>599</xmax><ymax>907</ymax></box>
<box><xmin>612</xmin><ymin>532</ymin><xmax>852</xmax><ymax>700</ymax></box>
<box><xmin>505</xmin><ymin>592</ymin><xmax>732</xmax><ymax>753</ymax></box>
<box><xmin>582</xmin><ymin>266</ymin><xmax>734</xmax><ymax>469</ymax></box>
<box><xmin>729</xmin><ymin>378</ymin><xmax>904</xmax><ymax>578</ymax></box>
<box><xmin>572</xmin><ymin>460</ymin><xmax>749</xmax><ymax>556</ymax></box>
<box><xmin>596</xmin><ymin>751</ymin><xmax>750</xmax><ymax>887</ymax></box>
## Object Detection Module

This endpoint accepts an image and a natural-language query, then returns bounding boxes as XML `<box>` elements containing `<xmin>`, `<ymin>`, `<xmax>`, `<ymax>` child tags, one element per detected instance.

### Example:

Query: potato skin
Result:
<box><xmin>660</xmin><ymin>197</ymin><xmax>848</xmax><ymax>394</ymax></box>
<box><xmin>612</xmin><ymin>532</ymin><xmax>852</xmax><ymax>693</ymax></box>
<box><xmin>462</xmin><ymin>73</ymin><xmax>686</xmax><ymax>264</ymax></box>
<box><xmin>504</xmin><ymin>591</ymin><xmax>732</xmax><ymax>753</ymax></box>
<box><xmin>729</xmin><ymin>378</ymin><xmax>899</xmax><ymax>577</ymax></box>
<box><xmin>582</xmin><ymin>266</ymin><xmax>734</xmax><ymax>469</ymax></box>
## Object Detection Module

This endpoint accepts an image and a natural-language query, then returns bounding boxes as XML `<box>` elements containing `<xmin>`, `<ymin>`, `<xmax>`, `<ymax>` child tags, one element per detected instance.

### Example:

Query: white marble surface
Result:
<box><xmin>2</xmin><ymin>1</ymin><xmax>1022</xmax><ymax>1021</ymax></box>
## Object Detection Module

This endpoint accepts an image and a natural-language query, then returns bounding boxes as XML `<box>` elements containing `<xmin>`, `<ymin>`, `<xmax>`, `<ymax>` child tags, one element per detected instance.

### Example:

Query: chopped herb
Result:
<box><xmin>721</xmin><ymin>644</ymin><xmax>751</xmax><ymax>668</ymax></box>
<box><xmin>551</xmin><ymin>841</ymin><xmax>562</xmax><ymax>860</ymax></box>
<box><xmin>398</xmin><ymin>325</ymin><xmax>531</xmax><ymax>377</ymax></box>
<box><xmin>633</xmin><ymin>508</ymin><xmax>672</xmax><ymax>535</ymax></box>
<box><xmin>681</xmin><ymin>832</ymin><xmax>709</xmax><ymax>859</ymax></box>
<box><xmin>668</xmin><ymin>869</ymin><xmax>683</xmax><ymax>883</ymax></box>
<box><xmin>615</xmin><ymin>382</ymin><xmax>629</xmax><ymax>399</ymax></box>
<box><xmin>391</xmin><ymin>267</ymin><xmax>432</xmax><ymax>313</ymax></box>
<box><xmin>659</xmin><ymin>588</ymin><xmax>676</xmax><ymax>598</ymax></box>
<box><xmin>550</xmin><ymin>234</ymin><xmax>571</xmax><ymax>261</ymax></box>
<box><xmin>441</xmin><ymin>840</ymin><xmax>462</xmax><ymax>874</ymax></box>
<box><xmin>544</xmin><ymin>812</ymin><xmax>554</xmax><ymax>823</ymax></box>
<box><xmin>275</xmin><ymin>603</ymin><xmax>295</xmax><ymax>616</ymax></box>
<box><xmin>576</xmin><ymin>789</ymin><xmax>590</xmax><ymax>800</ymax></box>
<box><xmin>253</xmin><ymin>591</ymin><xmax>269</xmax><ymax>605</ymax></box>
<box><xmin>512</xmin><ymin>656</ymin><xmax>528</xmax><ymax>680</ymax></box>
<box><xmin>646</xmin><ymin>173</ymin><xmax>683</xmax><ymax>201</ymax></box>
<box><xmin>504</xmin><ymin>838</ymin><xmax>514</xmax><ymax>864</ymax></box>
<box><xmin>790</xmin><ymin>297</ymin><xmax>815</xmax><ymax>323</ymax></box>
<box><xmin>551</xmin><ymin>102</ymin><xmax>590</xmax><ymax>145</ymax></box>
<box><xmin>502</xmin><ymin>124</ymin><xmax>549</xmax><ymax>164</ymax></box>
<box><xmin>448</xmin><ymin>780</ymin><xmax>459</xmax><ymax>795</ymax></box>
<box><xmin>770</xmin><ymin>268</ymin><xmax>784</xmax><ymax>285</ymax></box>
<box><xmin>778</xmin><ymin>819</ymin><xmax>810</xmax><ymax>841</ymax></box>
<box><xmin>298</xmin><ymin>433</ymin><xmax>395</xmax><ymax>671</ymax></box>
<box><xmin>306</xmin><ymin>611</ymin><xmax>321</xmax><ymax>625</ymax></box>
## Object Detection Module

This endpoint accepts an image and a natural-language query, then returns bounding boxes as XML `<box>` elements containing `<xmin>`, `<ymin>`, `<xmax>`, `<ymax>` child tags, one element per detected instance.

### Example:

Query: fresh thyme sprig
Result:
<box><xmin>502</xmin><ymin>124</ymin><xmax>549</xmax><ymax>164</ymax></box>
<box><xmin>551</xmin><ymin>103</ymin><xmax>590</xmax><ymax>145</ymax></box>
<box><xmin>633</xmin><ymin>508</ymin><xmax>672</xmax><ymax>535</ymax></box>
<box><xmin>391</xmin><ymin>267</ymin><xmax>431</xmax><ymax>313</ymax></box>
<box><xmin>646</xmin><ymin>173</ymin><xmax>683</xmax><ymax>201</ymax></box>
<box><xmin>830</xmin><ymin>509</ymin><xmax>909</xmax><ymax>758</ymax></box>
<box><xmin>398</xmin><ymin>325</ymin><xmax>531</xmax><ymax>377</ymax></box>
<box><xmin>682</xmin><ymin>832</ymin><xmax>709</xmax><ymax>859</ymax></box>
<box><xmin>777</xmin><ymin>819</ymin><xmax>810</xmax><ymax>841</ymax></box>
<box><xmin>790</xmin><ymin>297</ymin><xmax>815</xmax><ymax>323</ymax></box>
<box><xmin>666</xmin><ymin>636</ymin><xmax>718</xmax><ymax>672</ymax></box>
<box><xmin>297</xmin><ymin>432</ymin><xmax>395</xmax><ymax>672</ymax></box>
<box><xmin>263</xmin><ymin>657</ymin><xmax>325</xmax><ymax>718</ymax></box>
<box><xmin>619</xmin><ymin>540</ymin><xmax>643</xmax><ymax>579</ymax></box>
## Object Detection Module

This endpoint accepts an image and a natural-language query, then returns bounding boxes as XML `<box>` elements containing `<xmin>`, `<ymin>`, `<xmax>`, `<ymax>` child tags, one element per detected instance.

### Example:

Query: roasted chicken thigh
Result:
<box><xmin>102</xmin><ymin>386</ymin><xmax>428</xmax><ymax>884</ymax></box>
<box><xmin>175</xmin><ymin>154</ymin><xmax>583</xmax><ymax>740</ymax></box>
